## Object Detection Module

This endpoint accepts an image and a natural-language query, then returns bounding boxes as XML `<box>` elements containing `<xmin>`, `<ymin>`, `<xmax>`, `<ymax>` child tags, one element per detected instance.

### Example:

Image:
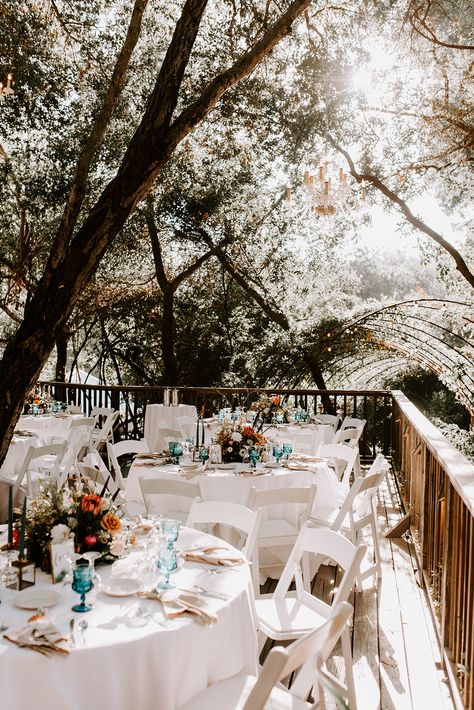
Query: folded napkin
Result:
<box><xmin>182</xmin><ymin>545</ymin><xmax>245</xmax><ymax>567</ymax></box>
<box><xmin>289</xmin><ymin>454</ymin><xmax>323</xmax><ymax>463</ymax></box>
<box><xmin>139</xmin><ymin>589</ymin><xmax>217</xmax><ymax>625</ymax></box>
<box><xmin>135</xmin><ymin>452</ymin><xmax>167</xmax><ymax>460</ymax></box>
<box><xmin>134</xmin><ymin>461</ymin><xmax>168</xmax><ymax>468</ymax></box>
<box><xmin>242</xmin><ymin>467</ymin><xmax>272</xmax><ymax>477</ymax></box>
<box><xmin>4</xmin><ymin>615</ymin><xmax>69</xmax><ymax>657</ymax></box>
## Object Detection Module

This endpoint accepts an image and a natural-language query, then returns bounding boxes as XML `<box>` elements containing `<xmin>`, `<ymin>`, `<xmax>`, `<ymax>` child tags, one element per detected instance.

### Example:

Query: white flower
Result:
<box><xmin>231</xmin><ymin>432</ymin><xmax>243</xmax><ymax>442</ymax></box>
<box><xmin>239</xmin><ymin>448</ymin><xmax>246</xmax><ymax>457</ymax></box>
<box><xmin>50</xmin><ymin>524</ymin><xmax>71</xmax><ymax>544</ymax></box>
<box><xmin>246</xmin><ymin>439</ymin><xmax>253</xmax><ymax>445</ymax></box>
<box><xmin>227</xmin><ymin>446</ymin><xmax>233</xmax><ymax>452</ymax></box>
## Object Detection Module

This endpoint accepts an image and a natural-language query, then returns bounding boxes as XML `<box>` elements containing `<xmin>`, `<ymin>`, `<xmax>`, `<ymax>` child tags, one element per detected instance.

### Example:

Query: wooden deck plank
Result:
<box><xmin>375</xmin><ymin>471</ymin><xmax>413</xmax><ymax>710</ymax></box>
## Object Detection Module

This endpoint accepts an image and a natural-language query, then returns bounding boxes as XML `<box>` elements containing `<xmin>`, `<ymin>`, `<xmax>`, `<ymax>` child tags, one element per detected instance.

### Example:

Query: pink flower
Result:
<box><xmin>84</xmin><ymin>535</ymin><xmax>97</xmax><ymax>547</ymax></box>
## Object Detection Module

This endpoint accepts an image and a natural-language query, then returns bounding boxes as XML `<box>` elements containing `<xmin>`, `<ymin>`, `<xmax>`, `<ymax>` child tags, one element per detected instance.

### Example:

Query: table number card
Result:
<box><xmin>50</xmin><ymin>539</ymin><xmax>75</xmax><ymax>583</ymax></box>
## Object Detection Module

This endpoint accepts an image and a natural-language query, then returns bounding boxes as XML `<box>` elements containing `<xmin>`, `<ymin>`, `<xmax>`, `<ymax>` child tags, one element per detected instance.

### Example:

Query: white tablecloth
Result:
<box><xmin>16</xmin><ymin>414</ymin><xmax>84</xmax><ymax>443</ymax></box>
<box><xmin>144</xmin><ymin>405</ymin><xmax>198</xmax><ymax>452</ymax></box>
<box><xmin>0</xmin><ymin>527</ymin><xmax>257</xmax><ymax>710</ymax></box>
<box><xmin>125</xmin><ymin>461</ymin><xmax>341</xmax><ymax>522</ymax></box>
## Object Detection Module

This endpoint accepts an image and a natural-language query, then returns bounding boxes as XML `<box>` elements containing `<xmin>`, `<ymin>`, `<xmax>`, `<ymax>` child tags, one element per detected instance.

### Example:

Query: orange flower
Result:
<box><xmin>81</xmin><ymin>494</ymin><xmax>103</xmax><ymax>515</ymax></box>
<box><xmin>101</xmin><ymin>512</ymin><xmax>122</xmax><ymax>536</ymax></box>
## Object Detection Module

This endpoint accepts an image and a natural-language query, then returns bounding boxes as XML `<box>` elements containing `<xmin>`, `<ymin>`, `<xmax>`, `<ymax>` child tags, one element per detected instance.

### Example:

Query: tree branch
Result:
<box><xmin>327</xmin><ymin>134</ymin><xmax>474</xmax><ymax>290</ymax></box>
<box><xmin>53</xmin><ymin>0</ymin><xmax>150</xmax><ymax>260</ymax></box>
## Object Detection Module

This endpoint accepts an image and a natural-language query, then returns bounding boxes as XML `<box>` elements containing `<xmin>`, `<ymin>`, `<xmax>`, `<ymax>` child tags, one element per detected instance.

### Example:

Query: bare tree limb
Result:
<box><xmin>327</xmin><ymin>134</ymin><xmax>474</xmax><ymax>290</ymax></box>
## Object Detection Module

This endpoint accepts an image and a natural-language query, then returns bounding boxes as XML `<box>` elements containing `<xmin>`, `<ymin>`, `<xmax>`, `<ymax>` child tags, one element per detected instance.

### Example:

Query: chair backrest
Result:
<box><xmin>316</xmin><ymin>443</ymin><xmax>359</xmax><ymax>489</ymax></box>
<box><xmin>139</xmin><ymin>476</ymin><xmax>201</xmax><ymax>515</ymax></box>
<box><xmin>14</xmin><ymin>442</ymin><xmax>68</xmax><ymax>497</ymax></box>
<box><xmin>341</xmin><ymin>416</ymin><xmax>366</xmax><ymax>431</ymax></box>
<box><xmin>248</xmin><ymin>484</ymin><xmax>317</xmax><ymax>522</ymax></box>
<box><xmin>330</xmin><ymin>461</ymin><xmax>390</xmax><ymax>532</ymax></box>
<box><xmin>77</xmin><ymin>462</ymin><xmax>120</xmax><ymax>495</ymax></box>
<box><xmin>91</xmin><ymin>410</ymin><xmax>119</xmax><ymax>448</ymax></box>
<box><xmin>107</xmin><ymin>439</ymin><xmax>148</xmax><ymax>488</ymax></box>
<box><xmin>175</xmin><ymin>415</ymin><xmax>196</xmax><ymax>438</ymax></box>
<box><xmin>274</xmin><ymin>524</ymin><xmax>366</xmax><ymax>610</ymax></box>
<box><xmin>159</xmin><ymin>428</ymin><xmax>184</xmax><ymax>450</ymax></box>
<box><xmin>66</xmin><ymin>405</ymin><xmax>83</xmax><ymax>414</ymax></box>
<box><xmin>333</xmin><ymin>427</ymin><xmax>363</xmax><ymax>448</ymax></box>
<box><xmin>91</xmin><ymin>406</ymin><xmax>114</xmax><ymax>420</ymax></box>
<box><xmin>186</xmin><ymin>499</ymin><xmax>262</xmax><ymax>560</ymax></box>
<box><xmin>243</xmin><ymin>602</ymin><xmax>354</xmax><ymax>710</ymax></box>
<box><xmin>312</xmin><ymin>414</ymin><xmax>341</xmax><ymax>430</ymax></box>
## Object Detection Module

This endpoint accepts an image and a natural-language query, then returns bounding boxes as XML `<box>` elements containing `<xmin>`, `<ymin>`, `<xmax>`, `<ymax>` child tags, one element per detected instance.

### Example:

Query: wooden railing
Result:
<box><xmin>392</xmin><ymin>391</ymin><xmax>474</xmax><ymax>709</ymax></box>
<box><xmin>38</xmin><ymin>382</ymin><xmax>393</xmax><ymax>460</ymax></box>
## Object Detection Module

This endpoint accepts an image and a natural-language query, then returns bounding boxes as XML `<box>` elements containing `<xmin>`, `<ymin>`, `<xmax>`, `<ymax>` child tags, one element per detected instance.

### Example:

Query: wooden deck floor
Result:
<box><xmin>261</xmin><ymin>469</ymin><xmax>454</xmax><ymax>710</ymax></box>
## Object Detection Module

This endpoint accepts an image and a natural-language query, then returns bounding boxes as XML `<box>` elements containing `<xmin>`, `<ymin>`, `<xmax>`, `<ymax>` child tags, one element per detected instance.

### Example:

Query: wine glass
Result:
<box><xmin>156</xmin><ymin>545</ymin><xmax>178</xmax><ymax>590</ymax></box>
<box><xmin>273</xmin><ymin>444</ymin><xmax>283</xmax><ymax>464</ymax></box>
<box><xmin>71</xmin><ymin>560</ymin><xmax>95</xmax><ymax>613</ymax></box>
<box><xmin>282</xmin><ymin>441</ymin><xmax>293</xmax><ymax>461</ymax></box>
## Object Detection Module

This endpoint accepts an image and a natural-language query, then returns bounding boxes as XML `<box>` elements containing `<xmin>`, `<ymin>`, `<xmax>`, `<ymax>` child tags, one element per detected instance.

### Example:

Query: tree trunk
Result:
<box><xmin>162</xmin><ymin>288</ymin><xmax>178</xmax><ymax>386</ymax></box>
<box><xmin>302</xmin><ymin>350</ymin><xmax>336</xmax><ymax>414</ymax></box>
<box><xmin>55</xmin><ymin>329</ymin><xmax>69</xmax><ymax>382</ymax></box>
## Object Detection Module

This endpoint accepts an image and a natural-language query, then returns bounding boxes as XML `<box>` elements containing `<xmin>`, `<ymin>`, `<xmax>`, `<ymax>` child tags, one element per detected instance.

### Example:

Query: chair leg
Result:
<box><xmin>341</xmin><ymin>626</ymin><xmax>357</xmax><ymax>710</ymax></box>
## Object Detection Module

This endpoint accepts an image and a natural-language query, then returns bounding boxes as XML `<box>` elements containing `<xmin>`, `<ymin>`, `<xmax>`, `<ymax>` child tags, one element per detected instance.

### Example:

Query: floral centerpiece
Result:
<box><xmin>25</xmin><ymin>478</ymin><xmax>123</xmax><ymax>568</ymax></box>
<box><xmin>251</xmin><ymin>393</ymin><xmax>293</xmax><ymax>424</ymax></box>
<box><xmin>24</xmin><ymin>385</ymin><xmax>53</xmax><ymax>414</ymax></box>
<box><xmin>215</xmin><ymin>419</ymin><xmax>266</xmax><ymax>463</ymax></box>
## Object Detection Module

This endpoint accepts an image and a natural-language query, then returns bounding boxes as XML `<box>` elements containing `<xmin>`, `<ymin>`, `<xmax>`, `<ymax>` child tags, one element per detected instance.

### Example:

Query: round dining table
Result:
<box><xmin>0</xmin><ymin>526</ymin><xmax>257</xmax><ymax>710</ymax></box>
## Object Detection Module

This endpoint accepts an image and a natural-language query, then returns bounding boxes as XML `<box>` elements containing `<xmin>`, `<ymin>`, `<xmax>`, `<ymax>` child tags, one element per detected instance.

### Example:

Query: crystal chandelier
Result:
<box><xmin>0</xmin><ymin>74</ymin><xmax>14</xmax><ymax>100</ymax></box>
<box><xmin>286</xmin><ymin>159</ymin><xmax>367</xmax><ymax>219</ymax></box>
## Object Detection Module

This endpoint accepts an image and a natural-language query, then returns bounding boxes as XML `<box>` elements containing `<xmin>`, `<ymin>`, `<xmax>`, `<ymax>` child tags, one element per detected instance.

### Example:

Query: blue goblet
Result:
<box><xmin>156</xmin><ymin>545</ymin><xmax>178</xmax><ymax>589</ymax></box>
<box><xmin>248</xmin><ymin>446</ymin><xmax>260</xmax><ymax>468</ymax></box>
<box><xmin>161</xmin><ymin>518</ymin><xmax>181</xmax><ymax>548</ymax></box>
<box><xmin>282</xmin><ymin>442</ymin><xmax>293</xmax><ymax>461</ymax></box>
<box><xmin>198</xmin><ymin>446</ymin><xmax>209</xmax><ymax>464</ymax></box>
<box><xmin>273</xmin><ymin>444</ymin><xmax>283</xmax><ymax>464</ymax></box>
<box><xmin>71</xmin><ymin>560</ymin><xmax>94</xmax><ymax>613</ymax></box>
<box><xmin>61</xmin><ymin>401</ymin><xmax>68</xmax><ymax>413</ymax></box>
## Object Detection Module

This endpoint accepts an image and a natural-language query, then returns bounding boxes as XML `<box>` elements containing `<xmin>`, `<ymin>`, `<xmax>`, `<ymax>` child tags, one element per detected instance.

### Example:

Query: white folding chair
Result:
<box><xmin>310</xmin><ymin>455</ymin><xmax>391</xmax><ymax>587</ymax></box>
<box><xmin>11</xmin><ymin>443</ymin><xmax>68</xmax><ymax>498</ymax></box>
<box><xmin>77</xmin><ymin>462</ymin><xmax>120</xmax><ymax>496</ymax></box>
<box><xmin>160</xmin><ymin>428</ymin><xmax>184</xmax><ymax>450</ymax></box>
<box><xmin>175</xmin><ymin>415</ymin><xmax>196</xmax><ymax>441</ymax></box>
<box><xmin>107</xmin><ymin>439</ymin><xmax>148</xmax><ymax>488</ymax></box>
<box><xmin>333</xmin><ymin>427</ymin><xmax>363</xmax><ymax>448</ymax></box>
<box><xmin>247</xmin><ymin>485</ymin><xmax>316</xmax><ymax>589</ymax></box>
<box><xmin>340</xmin><ymin>417</ymin><xmax>366</xmax><ymax>432</ymax></box>
<box><xmin>255</xmin><ymin>525</ymin><xmax>366</xmax><ymax>710</ymax></box>
<box><xmin>316</xmin><ymin>443</ymin><xmax>360</xmax><ymax>489</ymax></box>
<box><xmin>186</xmin><ymin>499</ymin><xmax>262</xmax><ymax>591</ymax></box>
<box><xmin>312</xmin><ymin>414</ymin><xmax>341</xmax><ymax>430</ymax></box>
<box><xmin>66</xmin><ymin>405</ymin><xmax>83</xmax><ymax>414</ymax></box>
<box><xmin>179</xmin><ymin>601</ymin><xmax>354</xmax><ymax>710</ymax></box>
<box><xmin>91</xmin><ymin>406</ymin><xmax>115</xmax><ymax>423</ymax></box>
<box><xmin>139</xmin><ymin>477</ymin><xmax>202</xmax><ymax>523</ymax></box>
<box><xmin>89</xmin><ymin>409</ymin><xmax>119</xmax><ymax>452</ymax></box>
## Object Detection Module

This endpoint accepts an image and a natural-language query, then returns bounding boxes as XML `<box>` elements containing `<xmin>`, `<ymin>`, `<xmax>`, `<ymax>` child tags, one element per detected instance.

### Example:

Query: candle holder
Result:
<box><xmin>7</xmin><ymin>558</ymin><xmax>36</xmax><ymax>591</ymax></box>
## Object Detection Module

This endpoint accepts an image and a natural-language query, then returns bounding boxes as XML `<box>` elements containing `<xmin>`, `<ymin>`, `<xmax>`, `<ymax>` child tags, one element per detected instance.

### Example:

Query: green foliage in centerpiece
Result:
<box><xmin>26</xmin><ymin>478</ymin><xmax>123</xmax><ymax>567</ymax></box>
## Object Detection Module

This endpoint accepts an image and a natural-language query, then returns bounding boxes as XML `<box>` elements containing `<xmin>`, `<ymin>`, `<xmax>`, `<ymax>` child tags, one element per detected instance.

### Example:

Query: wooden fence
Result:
<box><xmin>392</xmin><ymin>390</ymin><xmax>474</xmax><ymax>709</ymax></box>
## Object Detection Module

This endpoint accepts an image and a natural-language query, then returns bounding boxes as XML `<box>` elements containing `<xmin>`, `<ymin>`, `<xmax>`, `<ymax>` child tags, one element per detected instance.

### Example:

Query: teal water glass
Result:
<box><xmin>161</xmin><ymin>518</ymin><xmax>181</xmax><ymax>548</ymax></box>
<box><xmin>156</xmin><ymin>546</ymin><xmax>178</xmax><ymax>589</ymax></box>
<box><xmin>71</xmin><ymin>560</ymin><xmax>94</xmax><ymax>612</ymax></box>
<box><xmin>249</xmin><ymin>446</ymin><xmax>259</xmax><ymax>468</ymax></box>
<box><xmin>198</xmin><ymin>446</ymin><xmax>209</xmax><ymax>464</ymax></box>
<box><xmin>282</xmin><ymin>442</ymin><xmax>293</xmax><ymax>460</ymax></box>
<box><xmin>273</xmin><ymin>444</ymin><xmax>283</xmax><ymax>464</ymax></box>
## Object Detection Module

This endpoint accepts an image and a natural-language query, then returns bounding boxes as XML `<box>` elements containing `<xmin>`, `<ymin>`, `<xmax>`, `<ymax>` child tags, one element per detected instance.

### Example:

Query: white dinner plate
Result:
<box><xmin>13</xmin><ymin>588</ymin><xmax>62</xmax><ymax>609</ymax></box>
<box><xmin>102</xmin><ymin>578</ymin><xmax>141</xmax><ymax>597</ymax></box>
<box><xmin>265</xmin><ymin>462</ymin><xmax>281</xmax><ymax>468</ymax></box>
<box><xmin>214</xmin><ymin>463</ymin><xmax>236</xmax><ymax>470</ymax></box>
